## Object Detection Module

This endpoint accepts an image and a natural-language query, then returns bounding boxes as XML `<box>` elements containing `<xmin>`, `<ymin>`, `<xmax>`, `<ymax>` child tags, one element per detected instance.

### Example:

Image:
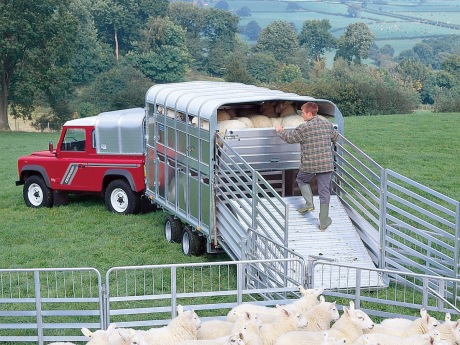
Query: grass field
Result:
<box><xmin>0</xmin><ymin>111</ymin><xmax>459</xmax><ymax>274</ymax></box>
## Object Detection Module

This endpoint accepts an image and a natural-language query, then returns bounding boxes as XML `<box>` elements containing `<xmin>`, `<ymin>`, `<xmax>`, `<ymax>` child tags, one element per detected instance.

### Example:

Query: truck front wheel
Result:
<box><xmin>23</xmin><ymin>176</ymin><xmax>54</xmax><ymax>208</ymax></box>
<box><xmin>105</xmin><ymin>179</ymin><xmax>140</xmax><ymax>215</ymax></box>
<box><xmin>182</xmin><ymin>226</ymin><xmax>204</xmax><ymax>256</ymax></box>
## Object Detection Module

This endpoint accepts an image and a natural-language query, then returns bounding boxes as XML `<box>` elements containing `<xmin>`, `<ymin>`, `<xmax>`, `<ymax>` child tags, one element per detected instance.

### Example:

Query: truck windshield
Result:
<box><xmin>61</xmin><ymin>128</ymin><xmax>86</xmax><ymax>151</ymax></box>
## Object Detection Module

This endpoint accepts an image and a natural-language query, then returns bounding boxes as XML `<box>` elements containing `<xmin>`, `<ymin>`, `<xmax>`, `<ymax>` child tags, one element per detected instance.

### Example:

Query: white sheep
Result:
<box><xmin>191</xmin><ymin>117</ymin><xmax>210</xmax><ymax>130</ymax></box>
<box><xmin>270</xmin><ymin>117</ymin><xmax>283</xmax><ymax>127</ymax></box>
<box><xmin>258</xmin><ymin>308</ymin><xmax>308</xmax><ymax>345</ymax></box>
<box><xmin>274</xmin><ymin>301</ymin><xmax>375</xmax><ymax>345</ymax></box>
<box><xmin>47</xmin><ymin>343</ymin><xmax>77</xmax><ymax>345</ymax></box>
<box><xmin>352</xmin><ymin>329</ymin><xmax>442</xmax><ymax>345</ymax></box>
<box><xmin>217</xmin><ymin>119</ymin><xmax>247</xmax><ymax>137</ymax></box>
<box><xmin>304</xmin><ymin>296</ymin><xmax>340</xmax><ymax>331</ymax></box>
<box><xmin>281</xmin><ymin>115</ymin><xmax>304</xmax><ymax>128</ymax></box>
<box><xmin>319</xmin><ymin>332</ymin><xmax>346</xmax><ymax>345</ymax></box>
<box><xmin>236</xmin><ymin>116</ymin><xmax>254</xmax><ymax>128</ymax></box>
<box><xmin>436</xmin><ymin>317</ymin><xmax>460</xmax><ymax>345</ymax></box>
<box><xmin>248</xmin><ymin>115</ymin><xmax>272</xmax><ymax>128</ymax></box>
<box><xmin>275</xmin><ymin>101</ymin><xmax>297</xmax><ymax>117</ymax></box>
<box><xmin>177</xmin><ymin>332</ymin><xmax>246</xmax><ymax>345</ymax></box>
<box><xmin>197</xmin><ymin>311</ymin><xmax>252</xmax><ymax>340</ymax></box>
<box><xmin>136</xmin><ymin>307</ymin><xmax>201</xmax><ymax>345</ymax></box>
<box><xmin>217</xmin><ymin>110</ymin><xmax>232</xmax><ymax>121</ymax></box>
<box><xmin>117</xmin><ymin>330</ymin><xmax>149</xmax><ymax>345</ymax></box>
<box><xmin>227</xmin><ymin>287</ymin><xmax>323</xmax><ymax>323</ymax></box>
<box><xmin>81</xmin><ymin>323</ymin><xmax>118</xmax><ymax>345</ymax></box>
<box><xmin>369</xmin><ymin>308</ymin><xmax>439</xmax><ymax>337</ymax></box>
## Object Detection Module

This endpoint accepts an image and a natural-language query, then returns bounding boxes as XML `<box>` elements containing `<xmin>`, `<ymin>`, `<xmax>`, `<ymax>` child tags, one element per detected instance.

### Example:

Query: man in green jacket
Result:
<box><xmin>275</xmin><ymin>102</ymin><xmax>339</xmax><ymax>231</ymax></box>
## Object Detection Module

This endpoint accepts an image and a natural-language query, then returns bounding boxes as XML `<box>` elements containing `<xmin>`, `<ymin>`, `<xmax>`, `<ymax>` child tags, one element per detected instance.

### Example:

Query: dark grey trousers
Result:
<box><xmin>296</xmin><ymin>171</ymin><xmax>332</xmax><ymax>204</ymax></box>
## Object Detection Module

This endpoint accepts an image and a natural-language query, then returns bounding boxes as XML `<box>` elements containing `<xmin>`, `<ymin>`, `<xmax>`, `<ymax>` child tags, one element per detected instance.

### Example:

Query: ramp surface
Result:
<box><xmin>232</xmin><ymin>195</ymin><xmax>384</xmax><ymax>289</ymax></box>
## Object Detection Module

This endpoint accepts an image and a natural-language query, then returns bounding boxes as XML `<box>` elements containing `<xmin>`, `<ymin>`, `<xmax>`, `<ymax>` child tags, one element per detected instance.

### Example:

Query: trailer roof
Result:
<box><xmin>145</xmin><ymin>81</ymin><xmax>341</xmax><ymax>120</ymax></box>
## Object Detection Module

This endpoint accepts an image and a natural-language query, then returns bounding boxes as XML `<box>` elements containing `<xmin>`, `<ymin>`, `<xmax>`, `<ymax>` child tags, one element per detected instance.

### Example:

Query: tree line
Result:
<box><xmin>1</xmin><ymin>0</ymin><xmax>459</xmax><ymax>131</ymax></box>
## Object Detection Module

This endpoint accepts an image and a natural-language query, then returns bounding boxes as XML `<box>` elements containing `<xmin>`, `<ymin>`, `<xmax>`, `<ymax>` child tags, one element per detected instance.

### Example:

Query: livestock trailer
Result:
<box><xmin>144</xmin><ymin>81</ymin><xmax>381</xmax><ymax>288</ymax></box>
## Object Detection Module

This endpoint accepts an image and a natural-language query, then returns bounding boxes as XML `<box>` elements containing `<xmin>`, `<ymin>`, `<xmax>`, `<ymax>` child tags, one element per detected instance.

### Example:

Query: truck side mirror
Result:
<box><xmin>49</xmin><ymin>141</ymin><xmax>54</xmax><ymax>152</ymax></box>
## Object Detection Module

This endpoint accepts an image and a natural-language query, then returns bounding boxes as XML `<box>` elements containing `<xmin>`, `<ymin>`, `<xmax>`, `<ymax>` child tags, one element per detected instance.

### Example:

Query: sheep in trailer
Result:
<box><xmin>80</xmin><ymin>323</ymin><xmax>118</xmax><ymax>345</ymax></box>
<box><xmin>191</xmin><ymin>117</ymin><xmax>210</xmax><ymax>130</ymax></box>
<box><xmin>217</xmin><ymin>119</ymin><xmax>247</xmax><ymax>137</ymax></box>
<box><xmin>275</xmin><ymin>101</ymin><xmax>297</xmax><ymax>117</ymax></box>
<box><xmin>248</xmin><ymin>115</ymin><xmax>273</xmax><ymax>128</ymax></box>
<box><xmin>235</xmin><ymin>116</ymin><xmax>254</xmax><ymax>128</ymax></box>
<box><xmin>274</xmin><ymin>301</ymin><xmax>375</xmax><ymax>345</ymax></box>
<box><xmin>369</xmin><ymin>308</ymin><xmax>439</xmax><ymax>337</ymax></box>
<box><xmin>136</xmin><ymin>306</ymin><xmax>202</xmax><ymax>345</ymax></box>
<box><xmin>280</xmin><ymin>115</ymin><xmax>304</xmax><ymax>128</ymax></box>
<box><xmin>260</xmin><ymin>102</ymin><xmax>278</xmax><ymax>118</ymax></box>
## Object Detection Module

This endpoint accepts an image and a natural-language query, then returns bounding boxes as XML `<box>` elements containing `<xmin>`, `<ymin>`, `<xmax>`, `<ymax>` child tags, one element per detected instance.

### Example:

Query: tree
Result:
<box><xmin>224</xmin><ymin>53</ymin><xmax>253</xmax><ymax>84</ymax></box>
<box><xmin>236</xmin><ymin>6</ymin><xmax>251</xmax><ymax>17</ymax></box>
<box><xmin>247</xmin><ymin>53</ymin><xmax>279</xmax><ymax>83</ymax></box>
<box><xmin>131</xmin><ymin>17</ymin><xmax>190</xmax><ymax>83</ymax></box>
<box><xmin>0</xmin><ymin>0</ymin><xmax>78</xmax><ymax>130</ymax></box>
<box><xmin>245</xmin><ymin>21</ymin><xmax>262</xmax><ymax>41</ymax></box>
<box><xmin>335</xmin><ymin>22</ymin><xmax>374</xmax><ymax>64</ymax></box>
<box><xmin>276</xmin><ymin>64</ymin><xmax>303</xmax><ymax>83</ymax></box>
<box><xmin>299</xmin><ymin>19</ymin><xmax>337</xmax><ymax>62</ymax></box>
<box><xmin>254</xmin><ymin>21</ymin><xmax>300</xmax><ymax>63</ymax></box>
<box><xmin>214</xmin><ymin>1</ymin><xmax>229</xmax><ymax>10</ymax></box>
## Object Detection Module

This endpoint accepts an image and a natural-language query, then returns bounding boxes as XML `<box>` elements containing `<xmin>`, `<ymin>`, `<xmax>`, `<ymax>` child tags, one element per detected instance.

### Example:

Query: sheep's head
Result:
<box><xmin>81</xmin><ymin>323</ymin><xmax>117</xmax><ymax>344</ymax></box>
<box><xmin>343</xmin><ymin>306</ymin><xmax>374</xmax><ymax>331</ymax></box>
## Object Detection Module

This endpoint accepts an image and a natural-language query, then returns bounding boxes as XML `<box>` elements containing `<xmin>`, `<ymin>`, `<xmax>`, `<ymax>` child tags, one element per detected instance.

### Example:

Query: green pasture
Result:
<box><xmin>0</xmin><ymin>111</ymin><xmax>458</xmax><ymax>274</ymax></box>
<box><xmin>231</xmin><ymin>0</ymin><xmax>460</xmax><ymax>50</ymax></box>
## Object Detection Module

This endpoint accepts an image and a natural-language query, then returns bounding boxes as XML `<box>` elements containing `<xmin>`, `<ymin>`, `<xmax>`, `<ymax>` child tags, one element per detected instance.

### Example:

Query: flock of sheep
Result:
<box><xmin>160</xmin><ymin>101</ymin><xmax>308</xmax><ymax>136</ymax></box>
<box><xmin>48</xmin><ymin>286</ymin><xmax>460</xmax><ymax>345</ymax></box>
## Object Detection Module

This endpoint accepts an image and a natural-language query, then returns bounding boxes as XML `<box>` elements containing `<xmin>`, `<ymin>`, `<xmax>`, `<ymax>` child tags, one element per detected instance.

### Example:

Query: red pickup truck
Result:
<box><xmin>16</xmin><ymin>108</ymin><xmax>148</xmax><ymax>214</ymax></box>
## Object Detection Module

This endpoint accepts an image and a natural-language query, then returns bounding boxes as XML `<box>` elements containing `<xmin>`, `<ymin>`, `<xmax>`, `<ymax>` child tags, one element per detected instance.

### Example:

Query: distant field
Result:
<box><xmin>224</xmin><ymin>0</ymin><xmax>460</xmax><ymax>55</ymax></box>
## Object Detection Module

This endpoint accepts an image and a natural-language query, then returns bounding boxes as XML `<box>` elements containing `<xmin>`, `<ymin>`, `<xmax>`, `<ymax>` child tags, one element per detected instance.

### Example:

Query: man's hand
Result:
<box><xmin>275</xmin><ymin>125</ymin><xmax>284</xmax><ymax>132</ymax></box>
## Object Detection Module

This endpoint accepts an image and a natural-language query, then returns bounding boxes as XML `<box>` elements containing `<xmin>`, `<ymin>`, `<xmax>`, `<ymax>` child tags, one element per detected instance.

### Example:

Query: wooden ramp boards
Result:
<box><xmin>231</xmin><ymin>195</ymin><xmax>384</xmax><ymax>290</ymax></box>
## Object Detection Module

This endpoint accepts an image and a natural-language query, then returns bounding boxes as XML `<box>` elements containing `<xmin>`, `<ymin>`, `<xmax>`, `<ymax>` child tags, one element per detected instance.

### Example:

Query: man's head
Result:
<box><xmin>301</xmin><ymin>102</ymin><xmax>318</xmax><ymax>121</ymax></box>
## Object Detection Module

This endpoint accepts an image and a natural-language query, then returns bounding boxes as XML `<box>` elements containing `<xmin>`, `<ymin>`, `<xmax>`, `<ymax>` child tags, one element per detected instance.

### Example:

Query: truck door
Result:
<box><xmin>54</xmin><ymin>127</ymin><xmax>92</xmax><ymax>191</ymax></box>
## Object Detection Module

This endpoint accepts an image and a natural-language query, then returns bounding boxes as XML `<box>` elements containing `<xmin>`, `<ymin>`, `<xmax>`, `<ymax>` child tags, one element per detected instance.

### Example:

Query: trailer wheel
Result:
<box><xmin>164</xmin><ymin>216</ymin><xmax>182</xmax><ymax>243</ymax></box>
<box><xmin>182</xmin><ymin>226</ymin><xmax>204</xmax><ymax>256</ymax></box>
<box><xmin>105</xmin><ymin>179</ymin><xmax>140</xmax><ymax>215</ymax></box>
<box><xmin>23</xmin><ymin>175</ymin><xmax>54</xmax><ymax>208</ymax></box>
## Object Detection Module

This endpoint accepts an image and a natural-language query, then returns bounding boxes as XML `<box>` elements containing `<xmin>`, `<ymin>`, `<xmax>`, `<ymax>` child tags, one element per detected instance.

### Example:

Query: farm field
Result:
<box><xmin>0</xmin><ymin>111</ymin><xmax>459</xmax><ymax>274</ymax></box>
<box><xmin>223</xmin><ymin>0</ymin><xmax>460</xmax><ymax>55</ymax></box>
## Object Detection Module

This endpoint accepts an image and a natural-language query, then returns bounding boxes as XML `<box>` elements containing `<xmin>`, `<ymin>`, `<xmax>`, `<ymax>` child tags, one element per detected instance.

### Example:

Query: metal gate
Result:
<box><xmin>0</xmin><ymin>268</ymin><xmax>103</xmax><ymax>344</ymax></box>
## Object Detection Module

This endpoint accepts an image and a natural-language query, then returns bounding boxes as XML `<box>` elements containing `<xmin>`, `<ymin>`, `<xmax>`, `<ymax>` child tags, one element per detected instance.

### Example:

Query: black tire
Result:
<box><xmin>181</xmin><ymin>226</ymin><xmax>204</xmax><ymax>256</ymax></box>
<box><xmin>164</xmin><ymin>216</ymin><xmax>182</xmax><ymax>243</ymax></box>
<box><xmin>105</xmin><ymin>179</ymin><xmax>140</xmax><ymax>215</ymax></box>
<box><xmin>23</xmin><ymin>175</ymin><xmax>54</xmax><ymax>208</ymax></box>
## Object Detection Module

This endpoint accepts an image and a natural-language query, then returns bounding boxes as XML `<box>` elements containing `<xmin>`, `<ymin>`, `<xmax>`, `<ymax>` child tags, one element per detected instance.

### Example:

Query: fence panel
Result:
<box><xmin>0</xmin><ymin>268</ymin><xmax>103</xmax><ymax>344</ymax></box>
<box><xmin>104</xmin><ymin>259</ymin><xmax>306</xmax><ymax>329</ymax></box>
<box><xmin>312</xmin><ymin>260</ymin><xmax>460</xmax><ymax>321</ymax></box>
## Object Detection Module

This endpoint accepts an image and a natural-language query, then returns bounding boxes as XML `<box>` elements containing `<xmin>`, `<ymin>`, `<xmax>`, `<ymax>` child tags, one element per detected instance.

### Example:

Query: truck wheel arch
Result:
<box><xmin>19</xmin><ymin>165</ymin><xmax>52</xmax><ymax>188</ymax></box>
<box><xmin>103</xmin><ymin>169</ymin><xmax>138</xmax><ymax>191</ymax></box>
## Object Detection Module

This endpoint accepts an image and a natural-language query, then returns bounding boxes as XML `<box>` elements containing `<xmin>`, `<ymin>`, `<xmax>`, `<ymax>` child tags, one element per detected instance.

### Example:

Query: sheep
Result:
<box><xmin>81</xmin><ymin>323</ymin><xmax>118</xmax><ymax>345</ymax></box>
<box><xmin>270</xmin><ymin>117</ymin><xmax>283</xmax><ymax>127</ymax></box>
<box><xmin>248</xmin><ymin>115</ymin><xmax>272</xmax><ymax>128</ymax></box>
<box><xmin>352</xmin><ymin>329</ymin><xmax>442</xmax><ymax>345</ymax></box>
<box><xmin>136</xmin><ymin>307</ymin><xmax>202</xmax><ymax>345</ymax></box>
<box><xmin>260</xmin><ymin>102</ymin><xmax>278</xmax><ymax>118</ymax></box>
<box><xmin>369</xmin><ymin>308</ymin><xmax>439</xmax><ymax>337</ymax></box>
<box><xmin>236</xmin><ymin>314</ymin><xmax>264</xmax><ymax>345</ymax></box>
<box><xmin>197</xmin><ymin>311</ymin><xmax>253</xmax><ymax>340</ymax></box>
<box><xmin>319</xmin><ymin>332</ymin><xmax>346</xmax><ymax>345</ymax></box>
<box><xmin>117</xmin><ymin>330</ymin><xmax>149</xmax><ymax>345</ymax></box>
<box><xmin>435</xmin><ymin>318</ymin><xmax>460</xmax><ymax>345</ymax></box>
<box><xmin>274</xmin><ymin>301</ymin><xmax>375</xmax><ymax>345</ymax></box>
<box><xmin>217</xmin><ymin>119</ymin><xmax>247</xmax><ymax>137</ymax></box>
<box><xmin>226</xmin><ymin>287</ymin><xmax>323</xmax><ymax>323</ymax></box>
<box><xmin>177</xmin><ymin>332</ymin><xmax>246</xmax><ymax>345</ymax></box>
<box><xmin>280</xmin><ymin>115</ymin><xmax>304</xmax><ymax>128</ymax></box>
<box><xmin>47</xmin><ymin>343</ymin><xmax>77</xmax><ymax>345</ymax></box>
<box><xmin>304</xmin><ymin>296</ymin><xmax>340</xmax><ymax>331</ymax></box>
<box><xmin>275</xmin><ymin>101</ymin><xmax>297</xmax><ymax>117</ymax></box>
<box><xmin>258</xmin><ymin>308</ymin><xmax>308</xmax><ymax>345</ymax></box>
<box><xmin>191</xmin><ymin>116</ymin><xmax>210</xmax><ymax>130</ymax></box>
<box><xmin>236</xmin><ymin>116</ymin><xmax>254</xmax><ymax>128</ymax></box>
<box><xmin>217</xmin><ymin>110</ymin><xmax>232</xmax><ymax>121</ymax></box>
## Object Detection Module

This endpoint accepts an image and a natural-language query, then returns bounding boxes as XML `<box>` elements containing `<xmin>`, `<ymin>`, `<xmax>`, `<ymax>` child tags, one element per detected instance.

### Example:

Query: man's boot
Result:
<box><xmin>298</xmin><ymin>184</ymin><xmax>314</xmax><ymax>213</ymax></box>
<box><xmin>319</xmin><ymin>204</ymin><xmax>332</xmax><ymax>231</ymax></box>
